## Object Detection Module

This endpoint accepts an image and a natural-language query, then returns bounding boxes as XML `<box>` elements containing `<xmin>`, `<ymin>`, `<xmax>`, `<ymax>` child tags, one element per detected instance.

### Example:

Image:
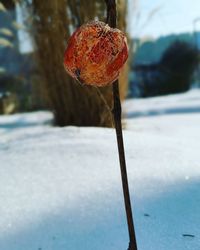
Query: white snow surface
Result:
<box><xmin>0</xmin><ymin>90</ymin><xmax>200</xmax><ymax>250</ymax></box>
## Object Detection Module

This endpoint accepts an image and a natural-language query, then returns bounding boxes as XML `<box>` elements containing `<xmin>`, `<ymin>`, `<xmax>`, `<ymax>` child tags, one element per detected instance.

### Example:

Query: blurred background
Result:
<box><xmin>0</xmin><ymin>0</ymin><xmax>199</xmax><ymax>126</ymax></box>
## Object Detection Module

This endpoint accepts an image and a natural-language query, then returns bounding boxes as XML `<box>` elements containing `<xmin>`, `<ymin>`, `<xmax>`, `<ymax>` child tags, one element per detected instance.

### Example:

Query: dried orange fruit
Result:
<box><xmin>64</xmin><ymin>21</ymin><xmax>128</xmax><ymax>87</ymax></box>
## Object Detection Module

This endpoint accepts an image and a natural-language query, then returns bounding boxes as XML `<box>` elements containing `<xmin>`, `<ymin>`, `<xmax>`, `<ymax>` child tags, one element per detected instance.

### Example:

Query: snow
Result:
<box><xmin>0</xmin><ymin>90</ymin><xmax>200</xmax><ymax>250</ymax></box>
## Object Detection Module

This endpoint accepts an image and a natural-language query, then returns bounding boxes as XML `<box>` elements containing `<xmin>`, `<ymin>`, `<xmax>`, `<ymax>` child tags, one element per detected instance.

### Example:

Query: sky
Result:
<box><xmin>128</xmin><ymin>0</ymin><xmax>200</xmax><ymax>38</ymax></box>
<box><xmin>16</xmin><ymin>3</ymin><xmax>33</xmax><ymax>53</ymax></box>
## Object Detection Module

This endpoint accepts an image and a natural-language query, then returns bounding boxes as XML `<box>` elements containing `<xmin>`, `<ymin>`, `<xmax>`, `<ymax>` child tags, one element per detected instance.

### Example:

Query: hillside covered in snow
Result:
<box><xmin>0</xmin><ymin>90</ymin><xmax>200</xmax><ymax>250</ymax></box>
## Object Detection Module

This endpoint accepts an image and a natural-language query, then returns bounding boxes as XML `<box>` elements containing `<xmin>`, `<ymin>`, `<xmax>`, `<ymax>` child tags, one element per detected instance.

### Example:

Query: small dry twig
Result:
<box><xmin>105</xmin><ymin>1</ymin><xmax>138</xmax><ymax>249</ymax></box>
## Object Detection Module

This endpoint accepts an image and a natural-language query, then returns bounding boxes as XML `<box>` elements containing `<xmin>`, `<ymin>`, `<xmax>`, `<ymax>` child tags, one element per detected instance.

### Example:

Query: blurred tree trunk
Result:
<box><xmin>31</xmin><ymin>0</ymin><xmax>128</xmax><ymax>127</ymax></box>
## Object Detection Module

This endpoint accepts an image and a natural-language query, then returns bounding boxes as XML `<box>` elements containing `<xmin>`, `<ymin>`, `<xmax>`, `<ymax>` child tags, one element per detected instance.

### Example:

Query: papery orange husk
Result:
<box><xmin>64</xmin><ymin>21</ymin><xmax>128</xmax><ymax>87</ymax></box>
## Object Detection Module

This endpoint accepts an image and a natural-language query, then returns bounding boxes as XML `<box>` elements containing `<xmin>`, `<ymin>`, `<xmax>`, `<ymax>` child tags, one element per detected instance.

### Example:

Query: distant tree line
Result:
<box><xmin>130</xmin><ymin>40</ymin><xmax>199</xmax><ymax>97</ymax></box>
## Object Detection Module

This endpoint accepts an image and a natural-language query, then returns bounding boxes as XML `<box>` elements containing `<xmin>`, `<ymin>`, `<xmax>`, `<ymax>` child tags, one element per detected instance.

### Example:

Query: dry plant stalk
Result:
<box><xmin>105</xmin><ymin>0</ymin><xmax>138</xmax><ymax>249</ymax></box>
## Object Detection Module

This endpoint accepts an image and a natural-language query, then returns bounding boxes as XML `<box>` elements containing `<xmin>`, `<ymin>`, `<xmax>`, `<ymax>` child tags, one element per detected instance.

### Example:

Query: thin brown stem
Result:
<box><xmin>112</xmin><ymin>81</ymin><xmax>137</xmax><ymax>250</ymax></box>
<box><xmin>105</xmin><ymin>1</ymin><xmax>138</xmax><ymax>249</ymax></box>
